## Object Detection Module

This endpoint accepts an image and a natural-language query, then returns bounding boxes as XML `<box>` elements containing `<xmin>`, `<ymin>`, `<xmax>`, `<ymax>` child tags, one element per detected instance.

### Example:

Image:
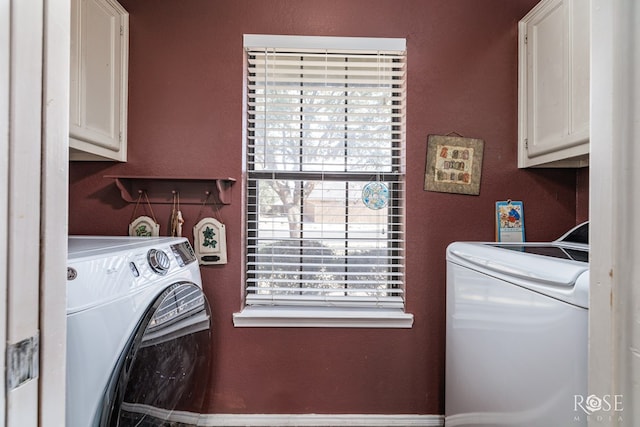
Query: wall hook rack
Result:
<box><xmin>105</xmin><ymin>175</ymin><xmax>236</xmax><ymax>205</ymax></box>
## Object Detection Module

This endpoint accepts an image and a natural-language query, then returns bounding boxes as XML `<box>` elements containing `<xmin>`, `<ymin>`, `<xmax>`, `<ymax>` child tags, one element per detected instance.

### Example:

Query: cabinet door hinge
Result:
<box><xmin>119</xmin><ymin>131</ymin><xmax>122</xmax><ymax>142</ymax></box>
<box><xmin>524</xmin><ymin>33</ymin><xmax>528</xmax><ymax>44</ymax></box>
<box><xmin>120</xmin><ymin>25</ymin><xmax>124</xmax><ymax>36</ymax></box>
<box><xmin>6</xmin><ymin>334</ymin><xmax>40</xmax><ymax>390</ymax></box>
<box><xmin>524</xmin><ymin>138</ymin><xmax>529</xmax><ymax>150</ymax></box>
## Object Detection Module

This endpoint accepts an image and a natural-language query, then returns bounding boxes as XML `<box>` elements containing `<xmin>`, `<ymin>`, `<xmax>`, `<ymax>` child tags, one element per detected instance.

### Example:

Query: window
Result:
<box><xmin>235</xmin><ymin>35</ymin><xmax>411</xmax><ymax>327</ymax></box>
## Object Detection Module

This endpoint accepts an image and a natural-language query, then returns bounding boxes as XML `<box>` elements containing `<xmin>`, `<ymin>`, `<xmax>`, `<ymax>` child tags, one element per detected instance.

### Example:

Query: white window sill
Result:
<box><xmin>232</xmin><ymin>306</ymin><xmax>414</xmax><ymax>328</ymax></box>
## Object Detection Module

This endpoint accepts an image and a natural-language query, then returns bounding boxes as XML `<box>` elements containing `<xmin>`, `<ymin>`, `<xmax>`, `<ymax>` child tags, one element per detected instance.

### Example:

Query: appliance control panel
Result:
<box><xmin>171</xmin><ymin>241</ymin><xmax>197</xmax><ymax>266</ymax></box>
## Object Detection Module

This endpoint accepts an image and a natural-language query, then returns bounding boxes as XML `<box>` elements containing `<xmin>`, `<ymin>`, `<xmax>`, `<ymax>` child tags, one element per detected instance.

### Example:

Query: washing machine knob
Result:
<box><xmin>147</xmin><ymin>249</ymin><xmax>170</xmax><ymax>275</ymax></box>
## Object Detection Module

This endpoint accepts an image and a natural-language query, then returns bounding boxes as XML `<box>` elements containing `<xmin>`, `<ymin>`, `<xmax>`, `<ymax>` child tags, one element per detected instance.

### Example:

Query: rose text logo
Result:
<box><xmin>574</xmin><ymin>394</ymin><xmax>624</xmax><ymax>422</ymax></box>
<box><xmin>574</xmin><ymin>394</ymin><xmax>623</xmax><ymax>414</ymax></box>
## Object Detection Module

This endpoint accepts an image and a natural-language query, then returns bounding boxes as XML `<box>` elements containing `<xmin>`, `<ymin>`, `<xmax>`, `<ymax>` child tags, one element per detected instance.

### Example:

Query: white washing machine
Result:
<box><xmin>445</xmin><ymin>223</ymin><xmax>589</xmax><ymax>426</ymax></box>
<box><xmin>66</xmin><ymin>236</ymin><xmax>212</xmax><ymax>427</ymax></box>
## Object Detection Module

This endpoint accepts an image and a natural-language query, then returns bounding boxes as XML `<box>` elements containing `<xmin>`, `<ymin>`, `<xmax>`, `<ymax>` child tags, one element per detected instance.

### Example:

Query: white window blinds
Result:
<box><xmin>244</xmin><ymin>35</ymin><xmax>406</xmax><ymax>309</ymax></box>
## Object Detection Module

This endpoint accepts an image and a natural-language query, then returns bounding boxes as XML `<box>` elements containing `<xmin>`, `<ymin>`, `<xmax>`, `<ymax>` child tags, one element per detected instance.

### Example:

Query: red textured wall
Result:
<box><xmin>69</xmin><ymin>0</ymin><xmax>584</xmax><ymax>415</ymax></box>
<box><xmin>576</xmin><ymin>168</ymin><xmax>589</xmax><ymax>223</ymax></box>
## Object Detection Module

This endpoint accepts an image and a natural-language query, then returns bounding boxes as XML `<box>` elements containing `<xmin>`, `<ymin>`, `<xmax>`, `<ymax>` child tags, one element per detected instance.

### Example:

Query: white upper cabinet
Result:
<box><xmin>69</xmin><ymin>0</ymin><xmax>128</xmax><ymax>161</ymax></box>
<box><xmin>518</xmin><ymin>0</ymin><xmax>589</xmax><ymax>168</ymax></box>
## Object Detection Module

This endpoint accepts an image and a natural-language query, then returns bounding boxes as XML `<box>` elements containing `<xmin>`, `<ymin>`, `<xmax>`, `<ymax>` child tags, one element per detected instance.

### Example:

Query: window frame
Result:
<box><xmin>234</xmin><ymin>35</ymin><xmax>413</xmax><ymax>328</ymax></box>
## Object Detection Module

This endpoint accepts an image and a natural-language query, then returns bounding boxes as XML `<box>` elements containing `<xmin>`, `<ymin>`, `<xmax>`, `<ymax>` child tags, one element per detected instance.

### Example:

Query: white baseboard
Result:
<box><xmin>196</xmin><ymin>413</ymin><xmax>444</xmax><ymax>426</ymax></box>
<box><xmin>119</xmin><ymin>403</ymin><xmax>444</xmax><ymax>426</ymax></box>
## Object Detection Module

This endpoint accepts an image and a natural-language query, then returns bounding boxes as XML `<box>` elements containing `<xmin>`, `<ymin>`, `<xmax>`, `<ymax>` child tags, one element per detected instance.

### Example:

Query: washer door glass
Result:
<box><xmin>98</xmin><ymin>281</ymin><xmax>212</xmax><ymax>426</ymax></box>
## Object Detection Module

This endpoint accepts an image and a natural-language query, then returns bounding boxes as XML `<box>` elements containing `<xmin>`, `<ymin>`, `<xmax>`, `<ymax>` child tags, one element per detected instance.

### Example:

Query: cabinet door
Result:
<box><xmin>518</xmin><ymin>0</ymin><xmax>589</xmax><ymax>168</ymax></box>
<box><xmin>525</xmin><ymin>0</ymin><xmax>569</xmax><ymax>158</ymax></box>
<box><xmin>70</xmin><ymin>0</ymin><xmax>128</xmax><ymax>161</ymax></box>
<box><xmin>569</xmin><ymin>2</ymin><xmax>589</xmax><ymax>142</ymax></box>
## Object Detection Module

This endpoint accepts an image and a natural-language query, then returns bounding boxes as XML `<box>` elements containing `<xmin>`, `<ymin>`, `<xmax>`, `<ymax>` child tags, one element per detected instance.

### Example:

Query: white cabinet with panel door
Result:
<box><xmin>518</xmin><ymin>0</ymin><xmax>589</xmax><ymax>168</ymax></box>
<box><xmin>70</xmin><ymin>0</ymin><xmax>128</xmax><ymax>161</ymax></box>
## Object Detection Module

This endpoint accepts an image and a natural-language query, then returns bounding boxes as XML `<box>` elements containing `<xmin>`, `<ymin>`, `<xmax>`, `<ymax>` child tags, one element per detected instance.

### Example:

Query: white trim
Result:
<box><xmin>590</xmin><ymin>0</ymin><xmax>639</xmax><ymax>424</ymax></box>
<box><xmin>233</xmin><ymin>306</ymin><xmax>413</xmax><ymax>328</ymax></box>
<box><xmin>118</xmin><ymin>405</ymin><xmax>442</xmax><ymax>427</ymax></box>
<box><xmin>589</xmin><ymin>0</ymin><xmax>616</xmax><ymax>414</ymax></box>
<box><xmin>198</xmin><ymin>414</ymin><xmax>443</xmax><ymax>426</ymax></box>
<box><xmin>0</xmin><ymin>0</ymin><xmax>9</xmax><ymax>421</ymax></box>
<box><xmin>243</xmin><ymin>34</ymin><xmax>406</xmax><ymax>52</ymax></box>
<box><xmin>6</xmin><ymin>1</ymin><xmax>43</xmax><ymax>425</ymax></box>
<box><xmin>40</xmin><ymin>0</ymin><xmax>70</xmax><ymax>424</ymax></box>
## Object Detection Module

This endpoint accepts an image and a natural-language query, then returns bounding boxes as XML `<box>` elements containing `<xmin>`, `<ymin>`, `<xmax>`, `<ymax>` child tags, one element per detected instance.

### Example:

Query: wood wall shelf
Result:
<box><xmin>105</xmin><ymin>175</ymin><xmax>236</xmax><ymax>205</ymax></box>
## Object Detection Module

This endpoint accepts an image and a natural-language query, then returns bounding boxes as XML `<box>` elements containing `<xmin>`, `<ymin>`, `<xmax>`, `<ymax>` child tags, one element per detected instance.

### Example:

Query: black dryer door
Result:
<box><xmin>98</xmin><ymin>281</ymin><xmax>212</xmax><ymax>426</ymax></box>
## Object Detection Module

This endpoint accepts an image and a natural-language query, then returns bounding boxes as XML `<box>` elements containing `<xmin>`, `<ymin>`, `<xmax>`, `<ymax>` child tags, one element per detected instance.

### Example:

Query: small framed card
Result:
<box><xmin>495</xmin><ymin>200</ymin><xmax>525</xmax><ymax>242</ymax></box>
<box><xmin>424</xmin><ymin>134</ymin><xmax>484</xmax><ymax>196</ymax></box>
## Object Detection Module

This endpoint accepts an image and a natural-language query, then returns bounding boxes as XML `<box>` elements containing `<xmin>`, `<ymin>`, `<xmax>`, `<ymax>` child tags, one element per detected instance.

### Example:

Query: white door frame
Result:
<box><xmin>0</xmin><ymin>0</ymin><xmax>9</xmax><ymax>420</ymax></box>
<box><xmin>1</xmin><ymin>0</ymin><xmax>68</xmax><ymax>425</ymax></box>
<box><xmin>40</xmin><ymin>0</ymin><xmax>69</xmax><ymax>425</ymax></box>
<box><xmin>590</xmin><ymin>0</ymin><xmax>638</xmax><ymax>425</ymax></box>
<box><xmin>6</xmin><ymin>1</ymin><xmax>45</xmax><ymax>424</ymax></box>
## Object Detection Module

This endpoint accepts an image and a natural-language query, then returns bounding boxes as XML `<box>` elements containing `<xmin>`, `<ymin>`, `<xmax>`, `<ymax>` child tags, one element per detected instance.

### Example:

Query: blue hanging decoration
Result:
<box><xmin>362</xmin><ymin>182</ymin><xmax>389</xmax><ymax>210</ymax></box>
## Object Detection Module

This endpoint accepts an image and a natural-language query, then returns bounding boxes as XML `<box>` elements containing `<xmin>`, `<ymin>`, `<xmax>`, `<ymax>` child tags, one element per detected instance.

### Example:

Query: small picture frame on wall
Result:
<box><xmin>495</xmin><ymin>200</ymin><xmax>525</xmax><ymax>242</ymax></box>
<box><xmin>424</xmin><ymin>134</ymin><xmax>484</xmax><ymax>196</ymax></box>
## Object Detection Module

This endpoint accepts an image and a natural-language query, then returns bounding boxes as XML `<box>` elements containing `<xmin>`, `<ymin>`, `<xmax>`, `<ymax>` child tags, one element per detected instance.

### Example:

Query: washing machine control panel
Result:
<box><xmin>170</xmin><ymin>241</ymin><xmax>197</xmax><ymax>266</ymax></box>
<box><xmin>147</xmin><ymin>249</ymin><xmax>171</xmax><ymax>275</ymax></box>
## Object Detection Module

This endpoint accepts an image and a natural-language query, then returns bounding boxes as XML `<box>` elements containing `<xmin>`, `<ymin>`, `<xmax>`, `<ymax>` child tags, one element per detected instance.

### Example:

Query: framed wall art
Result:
<box><xmin>424</xmin><ymin>134</ymin><xmax>484</xmax><ymax>195</ymax></box>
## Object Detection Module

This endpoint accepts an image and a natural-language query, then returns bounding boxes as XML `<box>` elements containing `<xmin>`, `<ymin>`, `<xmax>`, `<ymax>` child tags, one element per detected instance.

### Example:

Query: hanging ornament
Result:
<box><xmin>170</xmin><ymin>192</ymin><xmax>185</xmax><ymax>237</ymax></box>
<box><xmin>129</xmin><ymin>216</ymin><xmax>160</xmax><ymax>237</ymax></box>
<box><xmin>193</xmin><ymin>191</ymin><xmax>227</xmax><ymax>265</ymax></box>
<box><xmin>193</xmin><ymin>217</ymin><xmax>227</xmax><ymax>265</ymax></box>
<box><xmin>175</xmin><ymin>211</ymin><xmax>184</xmax><ymax>237</ymax></box>
<box><xmin>362</xmin><ymin>181</ymin><xmax>389</xmax><ymax>210</ymax></box>
<box><xmin>128</xmin><ymin>191</ymin><xmax>160</xmax><ymax>237</ymax></box>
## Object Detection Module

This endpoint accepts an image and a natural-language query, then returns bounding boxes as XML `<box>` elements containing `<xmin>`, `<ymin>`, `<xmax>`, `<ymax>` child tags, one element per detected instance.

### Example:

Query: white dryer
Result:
<box><xmin>445</xmin><ymin>223</ymin><xmax>589</xmax><ymax>426</ymax></box>
<box><xmin>66</xmin><ymin>236</ymin><xmax>212</xmax><ymax>427</ymax></box>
